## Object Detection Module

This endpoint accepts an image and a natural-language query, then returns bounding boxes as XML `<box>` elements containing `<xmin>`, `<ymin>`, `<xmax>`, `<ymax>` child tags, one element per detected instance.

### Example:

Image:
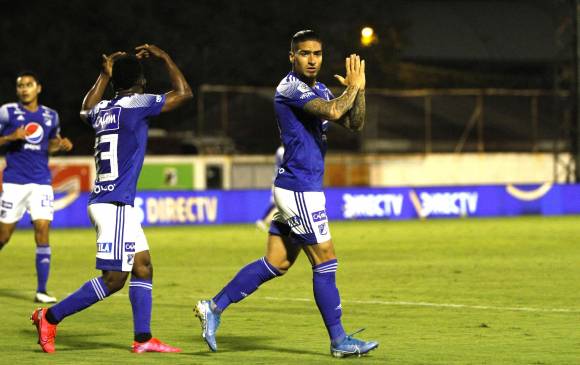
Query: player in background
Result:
<box><xmin>195</xmin><ymin>30</ymin><xmax>378</xmax><ymax>358</ymax></box>
<box><xmin>31</xmin><ymin>44</ymin><xmax>192</xmax><ymax>353</ymax></box>
<box><xmin>255</xmin><ymin>145</ymin><xmax>285</xmax><ymax>231</ymax></box>
<box><xmin>0</xmin><ymin>71</ymin><xmax>73</xmax><ymax>304</ymax></box>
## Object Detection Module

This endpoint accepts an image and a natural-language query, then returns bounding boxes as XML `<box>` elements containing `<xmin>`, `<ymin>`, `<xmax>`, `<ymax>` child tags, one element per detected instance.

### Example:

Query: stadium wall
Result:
<box><xmin>13</xmin><ymin>183</ymin><xmax>580</xmax><ymax>229</ymax></box>
<box><xmin>2</xmin><ymin>152</ymin><xmax>562</xmax><ymax>192</ymax></box>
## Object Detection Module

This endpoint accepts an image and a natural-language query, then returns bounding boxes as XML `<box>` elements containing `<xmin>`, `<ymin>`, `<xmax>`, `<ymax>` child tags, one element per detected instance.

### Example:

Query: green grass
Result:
<box><xmin>1</xmin><ymin>216</ymin><xmax>579</xmax><ymax>364</ymax></box>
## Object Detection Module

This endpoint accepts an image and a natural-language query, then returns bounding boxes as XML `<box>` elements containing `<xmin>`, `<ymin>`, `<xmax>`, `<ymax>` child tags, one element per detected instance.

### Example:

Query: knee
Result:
<box><xmin>267</xmin><ymin>258</ymin><xmax>293</xmax><ymax>275</ymax></box>
<box><xmin>133</xmin><ymin>262</ymin><xmax>153</xmax><ymax>280</ymax></box>
<box><xmin>102</xmin><ymin>275</ymin><xmax>127</xmax><ymax>293</ymax></box>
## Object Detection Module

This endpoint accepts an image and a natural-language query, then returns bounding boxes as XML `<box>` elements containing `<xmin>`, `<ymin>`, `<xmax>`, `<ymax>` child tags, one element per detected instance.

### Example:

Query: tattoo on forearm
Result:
<box><xmin>304</xmin><ymin>85</ymin><xmax>359</xmax><ymax>120</ymax></box>
<box><xmin>348</xmin><ymin>91</ymin><xmax>366</xmax><ymax>131</ymax></box>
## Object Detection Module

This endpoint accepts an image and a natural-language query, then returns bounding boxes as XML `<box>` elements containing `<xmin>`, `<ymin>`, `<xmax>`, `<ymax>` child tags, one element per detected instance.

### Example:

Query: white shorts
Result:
<box><xmin>88</xmin><ymin>203</ymin><xmax>149</xmax><ymax>272</ymax></box>
<box><xmin>269</xmin><ymin>187</ymin><xmax>331</xmax><ymax>244</ymax></box>
<box><xmin>0</xmin><ymin>183</ymin><xmax>54</xmax><ymax>223</ymax></box>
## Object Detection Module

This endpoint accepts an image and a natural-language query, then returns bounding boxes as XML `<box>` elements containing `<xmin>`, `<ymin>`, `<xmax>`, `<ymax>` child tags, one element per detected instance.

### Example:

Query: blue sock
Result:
<box><xmin>129</xmin><ymin>279</ymin><xmax>153</xmax><ymax>337</ymax></box>
<box><xmin>48</xmin><ymin>277</ymin><xmax>110</xmax><ymax>323</ymax></box>
<box><xmin>35</xmin><ymin>245</ymin><xmax>51</xmax><ymax>293</ymax></box>
<box><xmin>213</xmin><ymin>257</ymin><xmax>280</xmax><ymax>312</ymax></box>
<box><xmin>313</xmin><ymin>259</ymin><xmax>346</xmax><ymax>345</ymax></box>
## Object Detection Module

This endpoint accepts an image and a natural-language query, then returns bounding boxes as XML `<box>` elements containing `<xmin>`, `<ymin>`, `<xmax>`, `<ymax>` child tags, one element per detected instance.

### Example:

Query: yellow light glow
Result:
<box><xmin>361</xmin><ymin>27</ymin><xmax>374</xmax><ymax>38</ymax></box>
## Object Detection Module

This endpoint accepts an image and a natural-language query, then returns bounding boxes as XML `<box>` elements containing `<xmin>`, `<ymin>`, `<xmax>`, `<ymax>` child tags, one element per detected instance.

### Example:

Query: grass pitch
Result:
<box><xmin>0</xmin><ymin>217</ymin><xmax>579</xmax><ymax>364</ymax></box>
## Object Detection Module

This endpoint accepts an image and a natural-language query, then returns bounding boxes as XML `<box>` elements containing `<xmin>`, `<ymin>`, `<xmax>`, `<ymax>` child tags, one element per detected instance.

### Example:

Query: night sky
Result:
<box><xmin>0</xmin><ymin>0</ymin><xmax>566</xmax><ymax>154</ymax></box>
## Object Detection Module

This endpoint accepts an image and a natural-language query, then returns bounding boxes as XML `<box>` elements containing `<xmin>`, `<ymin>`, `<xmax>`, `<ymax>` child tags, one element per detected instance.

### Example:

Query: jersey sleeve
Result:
<box><xmin>136</xmin><ymin>94</ymin><xmax>166</xmax><ymax>117</ymax></box>
<box><xmin>48</xmin><ymin>112</ymin><xmax>61</xmax><ymax>139</ymax></box>
<box><xmin>276</xmin><ymin>79</ymin><xmax>321</xmax><ymax>109</ymax></box>
<box><xmin>0</xmin><ymin>104</ymin><xmax>9</xmax><ymax>135</ymax></box>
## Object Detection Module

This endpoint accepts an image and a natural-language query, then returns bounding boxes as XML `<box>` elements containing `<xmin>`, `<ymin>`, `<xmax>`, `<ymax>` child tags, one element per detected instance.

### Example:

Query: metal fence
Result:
<box><xmin>196</xmin><ymin>84</ymin><xmax>570</xmax><ymax>155</ymax></box>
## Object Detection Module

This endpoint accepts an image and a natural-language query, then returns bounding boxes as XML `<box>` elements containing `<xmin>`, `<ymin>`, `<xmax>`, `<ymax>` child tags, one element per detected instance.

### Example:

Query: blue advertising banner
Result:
<box><xmin>14</xmin><ymin>183</ymin><xmax>580</xmax><ymax>229</ymax></box>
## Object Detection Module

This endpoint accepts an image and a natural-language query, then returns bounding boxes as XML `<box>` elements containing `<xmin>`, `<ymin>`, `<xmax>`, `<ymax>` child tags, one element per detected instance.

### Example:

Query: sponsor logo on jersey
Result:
<box><xmin>124</xmin><ymin>242</ymin><xmax>135</xmax><ymax>252</ymax></box>
<box><xmin>318</xmin><ymin>222</ymin><xmax>328</xmax><ymax>235</ymax></box>
<box><xmin>24</xmin><ymin>122</ymin><xmax>44</xmax><ymax>144</ymax></box>
<box><xmin>23</xmin><ymin>143</ymin><xmax>42</xmax><ymax>151</ymax></box>
<box><xmin>300</xmin><ymin>91</ymin><xmax>315</xmax><ymax>99</ymax></box>
<box><xmin>93</xmin><ymin>107</ymin><xmax>121</xmax><ymax>134</ymax></box>
<box><xmin>288</xmin><ymin>215</ymin><xmax>301</xmax><ymax>228</ymax></box>
<box><xmin>93</xmin><ymin>184</ymin><xmax>116</xmax><ymax>194</ymax></box>
<box><xmin>311</xmin><ymin>209</ymin><xmax>327</xmax><ymax>222</ymax></box>
<box><xmin>97</xmin><ymin>242</ymin><xmax>112</xmax><ymax>253</ymax></box>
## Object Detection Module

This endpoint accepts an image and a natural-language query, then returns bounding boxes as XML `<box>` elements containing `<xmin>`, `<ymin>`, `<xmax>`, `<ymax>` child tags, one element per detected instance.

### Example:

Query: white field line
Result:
<box><xmin>46</xmin><ymin>291</ymin><xmax>580</xmax><ymax>313</ymax></box>
<box><xmin>261</xmin><ymin>296</ymin><xmax>580</xmax><ymax>314</ymax></box>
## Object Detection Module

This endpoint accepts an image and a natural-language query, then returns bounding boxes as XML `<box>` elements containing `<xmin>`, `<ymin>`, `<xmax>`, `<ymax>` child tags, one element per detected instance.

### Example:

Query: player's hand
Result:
<box><xmin>8</xmin><ymin>126</ymin><xmax>26</xmax><ymax>141</ymax></box>
<box><xmin>102</xmin><ymin>51</ymin><xmax>126</xmax><ymax>77</ymax></box>
<box><xmin>334</xmin><ymin>54</ymin><xmax>365</xmax><ymax>90</ymax></box>
<box><xmin>135</xmin><ymin>44</ymin><xmax>168</xmax><ymax>60</ymax></box>
<box><xmin>58</xmin><ymin>137</ymin><xmax>73</xmax><ymax>152</ymax></box>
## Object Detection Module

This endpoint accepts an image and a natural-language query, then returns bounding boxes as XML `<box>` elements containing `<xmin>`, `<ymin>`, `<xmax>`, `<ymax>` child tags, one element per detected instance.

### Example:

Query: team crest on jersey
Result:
<box><xmin>318</xmin><ymin>223</ymin><xmax>328</xmax><ymax>235</ymax></box>
<box><xmin>93</xmin><ymin>107</ymin><xmax>121</xmax><ymax>134</ymax></box>
<box><xmin>127</xmin><ymin>254</ymin><xmax>135</xmax><ymax>265</ymax></box>
<box><xmin>24</xmin><ymin>122</ymin><xmax>44</xmax><ymax>144</ymax></box>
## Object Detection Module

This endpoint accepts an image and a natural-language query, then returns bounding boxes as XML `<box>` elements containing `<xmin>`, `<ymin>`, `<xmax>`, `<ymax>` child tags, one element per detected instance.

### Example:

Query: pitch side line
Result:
<box><xmin>262</xmin><ymin>296</ymin><xmax>580</xmax><ymax>313</ymax></box>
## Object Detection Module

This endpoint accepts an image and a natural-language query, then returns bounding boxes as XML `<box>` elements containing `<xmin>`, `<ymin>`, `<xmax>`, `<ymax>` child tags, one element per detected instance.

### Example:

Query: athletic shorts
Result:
<box><xmin>88</xmin><ymin>203</ymin><xmax>149</xmax><ymax>272</ymax></box>
<box><xmin>0</xmin><ymin>183</ymin><xmax>54</xmax><ymax>223</ymax></box>
<box><xmin>268</xmin><ymin>186</ymin><xmax>331</xmax><ymax>244</ymax></box>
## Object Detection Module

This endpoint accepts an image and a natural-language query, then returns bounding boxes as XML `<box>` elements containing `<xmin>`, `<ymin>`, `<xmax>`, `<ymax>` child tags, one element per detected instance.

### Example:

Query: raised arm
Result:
<box><xmin>80</xmin><ymin>51</ymin><xmax>126</xmax><ymax>121</ymax></box>
<box><xmin>135</xmin><ymin>44</ymin><xmax>193</xmax><ymax>113</ymax></box>
<box><xmin>303</xmin><ymin>54</ymin><xmax>365</xmax><ymax>122</ymax></box>
<box><xmin>334</xmin><ymin>55</ymin><xmax>366</xmax><ymax>131</ymax></box>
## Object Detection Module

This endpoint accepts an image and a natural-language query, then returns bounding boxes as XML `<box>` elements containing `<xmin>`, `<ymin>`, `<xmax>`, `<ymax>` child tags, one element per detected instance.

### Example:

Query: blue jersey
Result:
<box><xmin>0</xmin><ymin>103</ymin><xmax>60</xmax><ymax>185</ymax></box>
<box><xmin>87</xmin><ymin>94</ymin><xmax>165</xmax><ymax>206</ymax></box>
<box><xmin>273</xmin><ymin>72</ymin><xmax>333</xmax><ymax>192</ymax></box>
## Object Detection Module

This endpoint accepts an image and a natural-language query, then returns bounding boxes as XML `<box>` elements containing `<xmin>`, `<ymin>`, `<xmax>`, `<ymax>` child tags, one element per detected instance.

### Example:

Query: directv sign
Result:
<box><xmin>13</xmin><ymin>183</ymin><xmax>580</xmax><ymax>229</ymax></box>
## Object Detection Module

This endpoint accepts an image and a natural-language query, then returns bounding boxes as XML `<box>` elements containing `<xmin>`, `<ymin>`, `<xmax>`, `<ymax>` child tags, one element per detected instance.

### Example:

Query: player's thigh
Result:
<box><xmin>0</xmin><ymin>221</ymin><xmax>17</xmax><ymax>242</ymax></box>
<box><xmin>0</xmin><ymin>183</ymin><xmax>31</xmax><ymax>224</ymax></box>
<box><xmin>28</xmin><ymin>184</ymin><xmax>54</xmax><ymax>222</ymax></box>
<box><xmin>265</xmin><ymin>234</ymin><xmax>301</xmax><ymax>272</ymax></box>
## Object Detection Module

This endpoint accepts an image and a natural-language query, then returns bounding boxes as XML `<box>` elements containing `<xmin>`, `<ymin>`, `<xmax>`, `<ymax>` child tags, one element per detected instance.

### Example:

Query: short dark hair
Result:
<box><xmin>290</xmin><ymin>30</ymin><xmax>322</xmax><ymax>52</ymax></box>
<box><xmin>16</xmin><ymin>70</ymin><xmax>41</xmax><ymax>84</ymax></box>
<box><xmin>111</xmin><ymin>55</ymin><xmax>144</xmax><ymax>91</ymax></box>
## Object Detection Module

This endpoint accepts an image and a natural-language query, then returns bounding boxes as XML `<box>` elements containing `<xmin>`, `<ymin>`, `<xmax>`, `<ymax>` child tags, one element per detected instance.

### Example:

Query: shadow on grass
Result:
<box><xmin>204</xmin><ymin>334</ymin><xmax>326</xmax><ymax>357</ymax></box>
<box><xmin>0</xmin><ymin>288</ymin><xmax>34</xmax><ymax>302</ymax></box>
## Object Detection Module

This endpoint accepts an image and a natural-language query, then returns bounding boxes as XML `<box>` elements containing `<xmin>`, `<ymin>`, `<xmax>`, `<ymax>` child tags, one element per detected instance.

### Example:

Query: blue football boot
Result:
<box><xmin>330</xmin><ymin>328</ymin><xmax>379</xmax><ymax>358</ymax></box>
<box><xmin>194</xmin><ymin>300</ymin><xmax>221</xmax><ymax>352</ymax></box>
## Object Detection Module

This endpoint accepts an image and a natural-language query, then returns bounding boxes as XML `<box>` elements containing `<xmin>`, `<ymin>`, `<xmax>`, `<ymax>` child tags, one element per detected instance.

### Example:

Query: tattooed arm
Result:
<box><xmin>303</xmin><ymin>85</ymin><xmax>359</xmax><ymax>121</ymax></box>
<box><xmin>304</xmin><ymin>54</ymin><xmax>366</xmax><ymax>129</ymax></box>
<box><xmin>337</xmin><ymin>90</ymin><xmax>365</xmax><ymax>131</ymax></box>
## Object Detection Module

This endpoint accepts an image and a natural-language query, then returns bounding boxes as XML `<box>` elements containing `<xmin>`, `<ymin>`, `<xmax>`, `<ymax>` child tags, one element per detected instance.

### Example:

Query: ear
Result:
<box><xmin>37</xmin><ymin>84</ymin><xmax>42</xmax><ymax>94</ymax></box>
<box><xmin>289</xmin><ymin>51</ymin><xmax>294</xmax><ymax>64</ymax></box>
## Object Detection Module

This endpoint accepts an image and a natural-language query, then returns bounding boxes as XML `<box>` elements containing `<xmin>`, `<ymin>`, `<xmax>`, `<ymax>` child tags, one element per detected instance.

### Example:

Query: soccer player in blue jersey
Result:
<box><xmin>0</xmin><ymin>71</ymin><xmax>73</xmax><ymax>304</ymax></box>
<box><xmin>195</xmin><ymin>30</ymin><xmax>379</xmax><ymax>358</ymax></box>
<box><xmin>31</xmin><ymin>44</ymin><xmax>192</xmax><ymax>353</ymax></box>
